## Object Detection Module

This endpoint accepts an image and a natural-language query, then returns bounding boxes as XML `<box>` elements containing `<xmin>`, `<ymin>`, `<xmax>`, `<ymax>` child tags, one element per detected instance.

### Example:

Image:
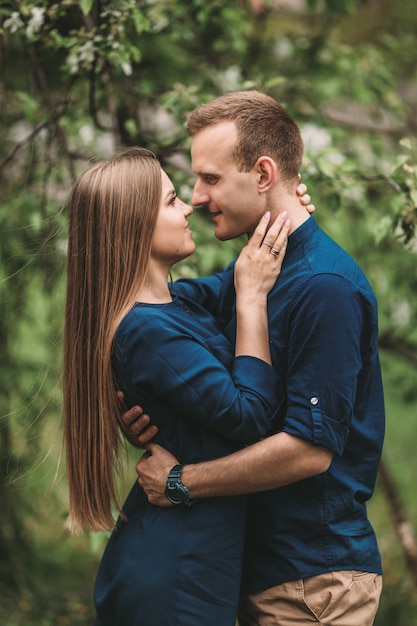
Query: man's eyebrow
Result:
<box><xmin>198</xmin><ymin>171</ymin><xmax>220</xmax><ymax>178</ymax></box>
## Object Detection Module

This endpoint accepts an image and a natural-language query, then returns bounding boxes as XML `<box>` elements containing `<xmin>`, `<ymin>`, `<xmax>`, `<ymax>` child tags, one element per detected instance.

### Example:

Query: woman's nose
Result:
<box><xmin>182</xmin><ymin>200</ymin><xmax>193</xmax><ymax>217</ymax></box>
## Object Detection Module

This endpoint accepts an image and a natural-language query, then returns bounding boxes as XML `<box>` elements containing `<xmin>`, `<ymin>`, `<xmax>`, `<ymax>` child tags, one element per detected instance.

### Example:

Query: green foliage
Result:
<box><xmin>306</xmin><ymin>0</ymin><xmax>367</xmax><ymax>16</ymax></box>
<box><xmin>1</xmin><ymin>0</ymin><xmax>417</xmax><ymax>623</ymax></box>
<box><xmin>390</xmin><ymin>139</ymin><xmax>417</xmax><ymax>244</ymax></box>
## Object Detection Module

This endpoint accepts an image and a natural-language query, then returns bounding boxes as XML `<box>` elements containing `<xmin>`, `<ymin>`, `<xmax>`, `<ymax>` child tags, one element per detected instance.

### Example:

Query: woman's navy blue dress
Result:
<box><xmin>94</xmin><ymin>293</ymin><xmax>280</xmax><ymax>625</ymax></box>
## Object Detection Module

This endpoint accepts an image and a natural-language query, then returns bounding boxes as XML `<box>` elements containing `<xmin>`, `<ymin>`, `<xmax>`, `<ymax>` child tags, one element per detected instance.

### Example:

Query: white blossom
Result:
<box><xmin>121</xmin><ymin>62</ymin><xmax>132</xmax><ymax>76</ymax></box>
<box><xmin>66</xmin><ymin>53</ymin><xmax>79</xmax><ymax>74</ymax></box>
<box><xmin>274</xmin><ymin>37</ymin><xmax>293</xmax><ymax>60</ymax></box>
<box><xmin>3</xmin><ymin>12</ymin><xmax>24</xmax><ymax>33</ymax></box>
<box><xmin>214</xmin><ymin>66</ymin><xmax>242</xmax><ymax>93</ymax></box>
<box><xmin>66</xmin><ymin>40</ymin><xmax>96</xmax><ymax>74</ymax></box>
<box><xmin>78</xmin><ymin>40</ymin><xmax>95</xmax><ymax>64</ymax></box>
<box><xmin>26</xmin><ymin>7</ymin><xmax>46</xmax><ymax>38</ymax></box>
<box><xmin>79</xmin><ymin>124</ymin><xmax>94</xmax><ymax>145</ymax></box>
<box><xmin>390</xmin><ymin>300</ymin><xmax>411</xmax><ymax>327</ymax></box>
<box><xmin>301</xmin><ymin>124</ymin><xmax>332</xmax><ymax>156</ymax></box>
<box><xmin>403</xmin><ymin>163</ymin><xmax>415</xmax><ymax>175</ymax></box>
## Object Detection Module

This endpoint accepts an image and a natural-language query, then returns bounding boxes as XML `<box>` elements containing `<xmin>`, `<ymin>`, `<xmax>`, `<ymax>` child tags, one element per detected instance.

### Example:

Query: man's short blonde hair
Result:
<box><xmin>187</xmin><ymin>90</ymin><xmax>303</xmax><ymax>184</ymax></box>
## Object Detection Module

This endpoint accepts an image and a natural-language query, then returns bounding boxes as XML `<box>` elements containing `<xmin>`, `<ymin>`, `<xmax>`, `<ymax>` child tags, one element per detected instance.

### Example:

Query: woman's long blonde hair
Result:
<box><xmin>63</xmin><ymin>147</ymin><xmax>162</xmax><ymax>533</ymax></box>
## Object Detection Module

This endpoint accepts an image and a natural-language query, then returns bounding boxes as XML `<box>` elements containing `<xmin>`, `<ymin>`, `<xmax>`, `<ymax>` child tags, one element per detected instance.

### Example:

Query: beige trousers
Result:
<box><xmin>238</xmin><ymin>571</ymin><xmax>382</xmax><ymax>626</ymax></box>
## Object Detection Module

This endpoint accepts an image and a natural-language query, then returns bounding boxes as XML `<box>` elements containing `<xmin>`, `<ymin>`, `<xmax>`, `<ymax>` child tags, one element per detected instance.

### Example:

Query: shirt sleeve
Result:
<box><xmin>283</xmin><ymin>273</ymin><xmax>378</xmax><ymax>455</ymax></box>
<box><xmin>115</xmin><ymin>311</ymin><xmax>281</xmax><ymax>445</ymax></box>
<box><xmin>173</xmin><ymin>263</ymin><xmax>234</xmax><ymax>318</ymax></box>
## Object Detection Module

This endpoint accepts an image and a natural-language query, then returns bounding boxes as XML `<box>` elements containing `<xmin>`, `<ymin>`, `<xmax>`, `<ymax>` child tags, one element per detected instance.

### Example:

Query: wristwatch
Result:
<box><xmin>164</xmin><ymin>464</ymin><xmax>194</xmax><ymax>506</ymax></box>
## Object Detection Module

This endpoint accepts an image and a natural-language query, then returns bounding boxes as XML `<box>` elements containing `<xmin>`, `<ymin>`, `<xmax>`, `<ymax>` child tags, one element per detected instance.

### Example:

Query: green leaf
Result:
<box><xmin>124</xmin><ymin>118</ymin><xmax>138</xmax><ymax>138</ymax></box>
<box><xmin>16</xmin><ymin>91</ymin><xmax>39</xmax><ymax>123</ymax></box>
<box><xmin>80</xmin><ymin>0</ymin><xmax>93</xmax><ymax>16</ymax></box>
<box><xmin>410</xmin><ymin>190</ymin><xmax>417</xmax><ymax>206</ymax></box>
<box><xmin>131</xmin><ymin>7</ymin><xmax>150</xmax><ymax>34</ymax></box>
<box><xmin>265</xmin><ymin>76</ymin><xmax>287</xmax><ymax>89</ymax></box>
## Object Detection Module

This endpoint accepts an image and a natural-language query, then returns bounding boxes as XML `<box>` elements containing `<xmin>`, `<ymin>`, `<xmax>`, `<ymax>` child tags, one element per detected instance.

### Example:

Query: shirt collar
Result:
<box><xmin>286</xmin><ymin>215</ymin><xmax>319</xmax><ymax>257</ymax></box>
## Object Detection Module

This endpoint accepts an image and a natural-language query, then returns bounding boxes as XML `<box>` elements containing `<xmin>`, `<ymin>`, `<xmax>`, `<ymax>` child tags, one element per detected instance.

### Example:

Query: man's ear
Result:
<box><xmin>255</xmin><ymin>156</ymin><xmax>277</xmax><ymax>193</ymax></box>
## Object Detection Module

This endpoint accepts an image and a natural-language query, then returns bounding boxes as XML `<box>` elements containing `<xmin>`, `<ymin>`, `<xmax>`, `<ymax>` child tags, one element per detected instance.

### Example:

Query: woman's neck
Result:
<box><xmin>135</xmin><ymin>264</ymin><xmax>172</xmax><ymax>304</ymax></box>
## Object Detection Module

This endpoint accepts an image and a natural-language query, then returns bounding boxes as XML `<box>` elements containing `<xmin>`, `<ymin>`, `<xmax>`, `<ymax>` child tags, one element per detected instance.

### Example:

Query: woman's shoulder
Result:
<box><xmin>116</xmin><ymin>301</ymin><xmax>190</xmax><ymax>345</ymax></box>
<box><xmin>118</xmin><ymin>302</ymin><xmax>173</xmax><ymax>333</ymax></box>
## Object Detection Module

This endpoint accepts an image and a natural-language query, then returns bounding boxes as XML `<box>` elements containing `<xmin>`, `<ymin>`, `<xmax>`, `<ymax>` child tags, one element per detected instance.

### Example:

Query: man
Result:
<box><xmin>124</xmin><ymin>91</ymin><xmax>384</xmax><ymax>625</ymax></box>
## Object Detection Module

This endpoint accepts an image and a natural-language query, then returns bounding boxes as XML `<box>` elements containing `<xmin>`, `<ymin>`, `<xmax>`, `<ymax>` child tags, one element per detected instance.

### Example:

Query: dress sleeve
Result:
<box><xmin>115</xmin><ymin>311</ymin><xmax>281</xmax><ymax>445</ymax></box>
<box><xmin>283</xmin><ymin>273</ymin><xmax>378</xmax><ymax>455</ymax></box>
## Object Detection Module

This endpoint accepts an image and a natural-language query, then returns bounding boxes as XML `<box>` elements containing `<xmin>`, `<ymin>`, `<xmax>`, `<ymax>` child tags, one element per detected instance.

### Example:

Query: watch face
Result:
<box><xmin>165</xmin><ymin>465</ymin><xmax>193</xmax><ymax>506</ymax></box>
<box><xmin>166</xmin><ymin>482</ymin><xmax>187</xmax><ymax>505</ymax></box>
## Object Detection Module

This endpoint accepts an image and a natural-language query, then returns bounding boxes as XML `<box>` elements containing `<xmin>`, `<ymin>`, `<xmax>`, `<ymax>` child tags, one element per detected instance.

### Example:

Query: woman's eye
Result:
<box><xmin>169</xmin><ymin>195</ymin><xmax>177</xmax><ymax>206</ymax></box>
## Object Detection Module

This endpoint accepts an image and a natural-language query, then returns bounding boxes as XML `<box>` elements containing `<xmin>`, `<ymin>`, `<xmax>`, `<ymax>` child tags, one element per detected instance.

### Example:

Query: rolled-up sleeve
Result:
<box><xmin>283</xmin><ymin>272</ymin><xmax>377</xmax><ymax>455</ymax></box>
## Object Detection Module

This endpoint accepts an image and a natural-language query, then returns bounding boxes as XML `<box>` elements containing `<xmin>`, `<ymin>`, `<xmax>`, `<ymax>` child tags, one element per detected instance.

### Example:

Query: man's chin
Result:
<box><xmin>215</xmin><ymin>232</ymin><xmax>232</xmax><ymax>241</ymax></box>
<box><xmin>215</xmin><ymin>228</ymin><xmax>245</xmax><ymax>242</ymax></box>
<box><xmin>214</xmin><ymin>224</ymin><xmax>239</xmax><ymax>241</ymax></box>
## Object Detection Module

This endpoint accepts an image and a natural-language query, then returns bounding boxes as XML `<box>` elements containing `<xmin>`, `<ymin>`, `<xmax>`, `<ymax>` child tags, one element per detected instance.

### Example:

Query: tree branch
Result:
<box><xmin>378</xmin><ymin>458</ymin><xmax>417</xmax><ymax>589</ymax></box>
<box><xmin>25</xmin><ymin>41</ymin><xmax>77</xmax><ymax>182</ymax></box>
<box><xmin>379</xmin><ymin>331</ymin><xmax>417</xmax><ymax>368</ymax></box>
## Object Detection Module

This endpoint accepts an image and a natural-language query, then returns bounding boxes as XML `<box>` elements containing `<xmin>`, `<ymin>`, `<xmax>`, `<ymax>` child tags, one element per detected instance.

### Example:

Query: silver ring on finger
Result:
<box><xmin>271</xmin><ymin>248</ymin><xmax>280</xmax><ymax>258</ymax></box>
<box><xmin>262</xmin><ymin>241</ymin><xmax>273</xmax><ymax>248</ymax></box>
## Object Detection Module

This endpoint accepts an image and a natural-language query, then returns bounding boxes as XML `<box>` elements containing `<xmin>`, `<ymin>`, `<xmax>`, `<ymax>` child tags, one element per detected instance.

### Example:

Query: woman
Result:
<box><xmin>63</xmin><ymin>147</ymin><xmax>290</xmax><ymax>625</ymax></box>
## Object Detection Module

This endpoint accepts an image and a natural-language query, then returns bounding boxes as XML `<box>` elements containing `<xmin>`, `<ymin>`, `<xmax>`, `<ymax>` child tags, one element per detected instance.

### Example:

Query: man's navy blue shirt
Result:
<box><xmin>175</xmin><ymin>216</ymin><xmax>384</xmax><ymax>593</ymax></box>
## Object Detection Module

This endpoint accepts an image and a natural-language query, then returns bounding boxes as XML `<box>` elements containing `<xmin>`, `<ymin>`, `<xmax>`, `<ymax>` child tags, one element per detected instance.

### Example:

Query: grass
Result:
<box><xmin>0</xmin><ymin>543</ymin><xmax>99</xmax><ymax>626</ymax></box>
<box><xmin>370</xmin><ymin>352</ymin><xmax>417</xmax><ymax>625</ymax></box>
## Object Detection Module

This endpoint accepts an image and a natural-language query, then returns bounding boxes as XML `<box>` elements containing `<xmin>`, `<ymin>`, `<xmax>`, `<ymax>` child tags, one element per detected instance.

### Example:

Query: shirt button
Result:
<box><xmin>310</xmin><ymin>396</ymin><xmax>319</xmax><ymax>405</ymax></box>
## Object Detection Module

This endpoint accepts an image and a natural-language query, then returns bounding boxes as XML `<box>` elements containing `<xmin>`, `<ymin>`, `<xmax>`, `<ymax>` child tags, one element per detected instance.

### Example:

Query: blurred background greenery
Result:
<box><xmin>0</xmin><ymin>0</ymin><xmax>416</xmax><ymax>623</ymax></box>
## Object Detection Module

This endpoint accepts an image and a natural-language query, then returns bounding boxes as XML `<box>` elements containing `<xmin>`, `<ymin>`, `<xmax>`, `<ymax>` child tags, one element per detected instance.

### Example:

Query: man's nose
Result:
<box><xmin>191</xmin><ymin>180</ymin><xmax>209</xmax><ymax>207</ymax></box>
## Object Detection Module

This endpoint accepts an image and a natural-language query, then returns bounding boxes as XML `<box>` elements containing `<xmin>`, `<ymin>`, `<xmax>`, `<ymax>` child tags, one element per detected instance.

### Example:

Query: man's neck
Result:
<box><xmin>268</xmin><ymin>193</ymin><xmax>312</xmax><ymax>236</ymax></box>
